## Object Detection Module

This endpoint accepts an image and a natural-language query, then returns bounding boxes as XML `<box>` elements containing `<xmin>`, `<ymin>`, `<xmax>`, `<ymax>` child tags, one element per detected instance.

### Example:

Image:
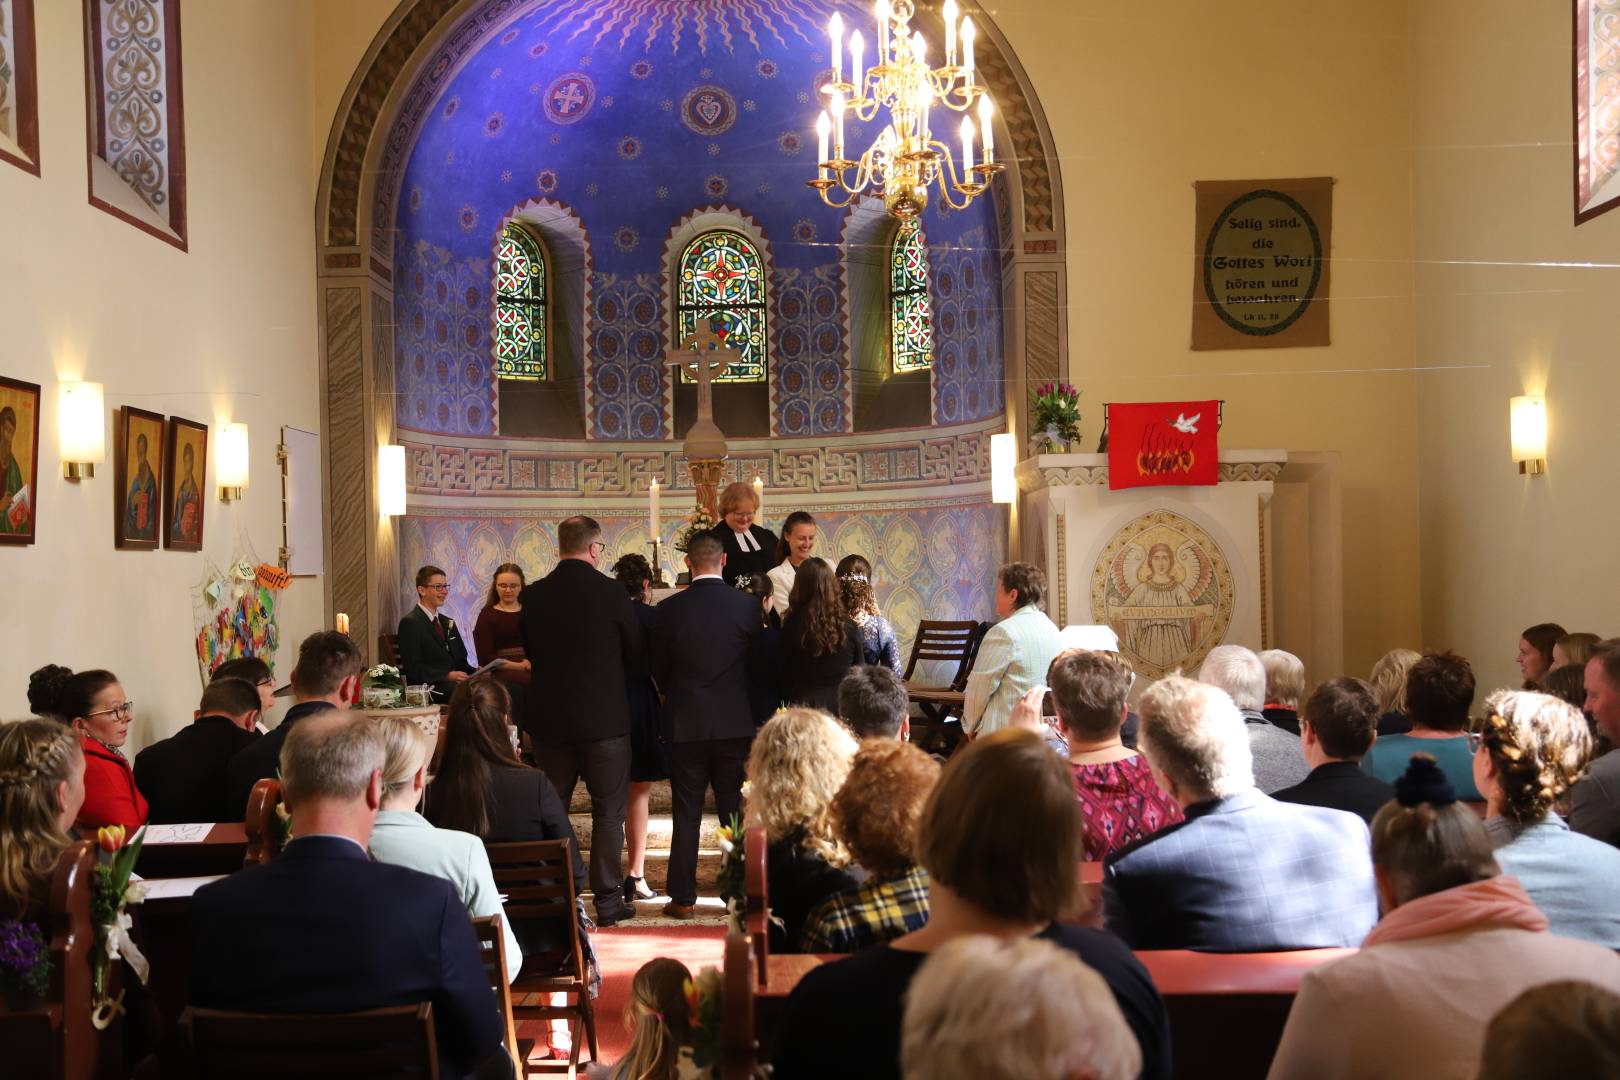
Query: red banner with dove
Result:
<box><xmin>1107</xmin><ymin>401</ymin><xmax>1220</xmax><ymax>490</ymax></box>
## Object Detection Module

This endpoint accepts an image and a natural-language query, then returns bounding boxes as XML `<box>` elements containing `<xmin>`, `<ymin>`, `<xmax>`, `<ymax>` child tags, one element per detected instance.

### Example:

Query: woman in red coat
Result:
<box><xmin>28</xmin><ymin>666</ymin><xmax>148</xmax><ymax>832</ymax></box>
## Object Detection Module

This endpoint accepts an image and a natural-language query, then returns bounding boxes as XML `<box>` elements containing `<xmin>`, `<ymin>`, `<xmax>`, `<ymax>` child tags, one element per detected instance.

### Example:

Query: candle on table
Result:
<box><xmin>335</xmin><ymin>612</ymin><xmax>350</xmax><ymax>635</ymax></box>
<box><xmin>752</xmin><ymin>475</ymin><xmax>764</xmax><ymax>517</ymax></box>
<box><xmin>649</xmin><ymin>478</ymin><xmax>660</xmax><ymax>540</ymax></box>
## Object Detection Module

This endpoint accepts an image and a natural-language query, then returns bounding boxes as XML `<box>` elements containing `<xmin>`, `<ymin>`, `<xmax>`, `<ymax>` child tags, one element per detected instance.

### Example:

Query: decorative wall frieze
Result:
<box><xmin>1016</xmin><ymin>450</ymin><xmax>1288</xmax><ymax>492</ymax></box>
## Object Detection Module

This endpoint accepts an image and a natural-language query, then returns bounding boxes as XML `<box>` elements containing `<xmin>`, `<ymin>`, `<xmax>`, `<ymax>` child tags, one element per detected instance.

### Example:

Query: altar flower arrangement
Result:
<box><xmin>674</xmin><ymin>966</ymin><xmax>725</xmax><ymax>1079</ymax></box>
<box><xmin>1031</xmin><ymin>381</ymin><xmax>1082</xmax><ymax>453</ymax></box>
<box><xmin>0</xmin><ymin>920</ymin><xmax>51</xmax><ymax>1011</ymax></box>
<box><xmin>362</xmin><ymin>663</ymin><xmax>404</xmax><ymax>708</ymax></box>
<box><xmin>674</xmin><ymin>504</ymin><xmax>717</xmax><ymax>554</ymax></box>
<box><xmin>90</xmin><ymin>824</ymin><xmax>149</xmax><ymax>1030</ymax></box>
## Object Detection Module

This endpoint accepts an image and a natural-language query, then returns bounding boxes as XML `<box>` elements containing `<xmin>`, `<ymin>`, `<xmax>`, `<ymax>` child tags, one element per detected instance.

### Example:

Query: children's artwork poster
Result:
<box><xmin>192</xmin><ymin>554</ymin><xmax>288</xmax><ymax>685</ymax></box>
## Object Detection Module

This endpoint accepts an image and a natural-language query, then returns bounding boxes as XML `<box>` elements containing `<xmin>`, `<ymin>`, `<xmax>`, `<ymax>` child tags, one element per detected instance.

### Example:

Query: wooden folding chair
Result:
<box><xmin>483</xmin><ymin>840</ymin><xmax>597</xmax><ymax>1078</ymax></box>
<box><xmin>181</xmin><ymin>1002</ymin><xmax>439</xmax><ymax>1078</ymax></box>
<box><xmin>720</xmin><ymin>931</ymin><xmax>757</xmax><ymax>1080</ymax></box>
<box><xmin>243</xmin><ymin>777</ymin><xmax>285</xmax><ymax>867</ymax></box>
<box><xmin>470</xmin><ymin>914</ymin><xmax>531</xmax><ymax>1076</ymax></box>
<box><xmin>902</xmin><ymin>620</ymin><xmax>990</xmax><ymax>748</ymax></box>
<box><xmin>0</xmin><ymin>841</ymin><xmax>109</xmax><ymax>1080</ymax></box>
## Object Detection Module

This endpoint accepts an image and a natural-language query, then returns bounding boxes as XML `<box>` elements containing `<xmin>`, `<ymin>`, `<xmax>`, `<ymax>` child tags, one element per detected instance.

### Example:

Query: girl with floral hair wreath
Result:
<box><xmin>1474</xmin><ymin>688</ymin><xmax>1620</xmax><ymax>946</ymax></box>
<box><xmin>835</xmin><ymin>554</ymin><xmax>900</xmax><ymax>672</ymax></box>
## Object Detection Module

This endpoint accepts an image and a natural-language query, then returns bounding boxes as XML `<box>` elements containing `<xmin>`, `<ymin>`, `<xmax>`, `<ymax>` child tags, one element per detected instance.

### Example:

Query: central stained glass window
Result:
<box><xmin>675</xmin><ymin>230</ymin><xmax>767</xmax><ymax>383</ymax></box>
<box><xmin>493</xmin><ymin>223</ymin><xmax>546</xmax><ymax>380</ymax></box>
<box><xmin>890</xmin><ymin>222</ymin><xmax>933</xmax><ymax>373</ymax></box>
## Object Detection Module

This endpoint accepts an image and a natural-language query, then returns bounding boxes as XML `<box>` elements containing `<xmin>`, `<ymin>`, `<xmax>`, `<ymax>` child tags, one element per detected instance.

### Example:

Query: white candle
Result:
<box><xmin>649</xmin><ymin>478</ymin><xmax>660</xmax><ymax>539</ymax></box>
<box><xmin>912</xmin><ymin>31</ymin><xmax>926</xmax><ymax>68</ymax></box>
<box><xmin>829</xmin><ymin>13</ymin><xmax>843</xmax><ymax>84</ymax></box>
<box><xmin>850</xmin><ymin>30</ymin><xmax>864</xmax><ymax>99</ymax></box>
<box><xmin>915</xmin><ymin>82</ymin><xmax>931</xmax><ymax>144</ymax></box>
<box><xmin>752</xmin><ymin>476</ymin><xmax>764</xmax><ymax>517</ymax></box>
<box><xmin>817</xmin><ymin>110</ymin><xmax>831</xmax><ymax>170</ymax></box>
<box><xmin>832</xmin><ymin>90</ymin><xmax>846</xmax><ymax>157</ymax></box>
<box><xmin>961</xmin><ymin>17</ymin><xmax>976</xmax><ymax>86</ymax></box>
<box><xmin>978</xmin><ymin>94</ymin><xmax>994</xmax><ymax>166</ymax></box>
<box><xmin>943</xmin><ymin>0</ymin><xmax>958</xmax><ymax>65</ymax></box>
<box><xmin>876</xmin><ymin>0</ymin><xmax>890</xmax><ymax>64</ymax></box>
<box><xmin>335</xmin><ymin>612</ymin><xmax>350</xmax><ymax>635</ymax></box>
<box><xmin>960</xmin><ymin>116</ymin><xmax>975</xmax><ymax>183</ymax></box>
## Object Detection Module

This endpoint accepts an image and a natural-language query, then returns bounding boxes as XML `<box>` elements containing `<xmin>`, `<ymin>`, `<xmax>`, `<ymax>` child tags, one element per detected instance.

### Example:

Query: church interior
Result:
<box><xmin>3</xmin><ymin>0</ymin><xmax>1620</xmax><ymax>1077</ymax></box>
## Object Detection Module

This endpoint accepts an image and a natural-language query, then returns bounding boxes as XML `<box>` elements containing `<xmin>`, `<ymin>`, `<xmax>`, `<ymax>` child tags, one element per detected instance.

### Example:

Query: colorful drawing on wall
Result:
<box><xmin>114</xmin><ymin>406</ymin><xmax>165</xmax><ymax>550</ymax></box>
<box><xmin>0</xmin><ymin>376</ymin><xmax>41</xmax><ymax>546</ymax></box>
<box><xmin>163</xmin><ymin>415</ymin><xmax>206</xmax><ymax>551</ymax></box>
<box><xmin>1090</xmin><ymin>509</ymin><xmax>1234</xmax><ymax>679</ymax></box>
<box><xmin>192</xmin><ymin>556</ymin><xmax>282</xmax><ymax>685</ymax></box>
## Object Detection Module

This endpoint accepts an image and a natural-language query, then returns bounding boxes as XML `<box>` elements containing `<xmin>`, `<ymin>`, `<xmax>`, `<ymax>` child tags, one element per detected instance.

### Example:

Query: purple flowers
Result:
<box><xmin>0</xmin><ymin>920</ymin><xmax>50</xmax><ymax>1001</ymax></box>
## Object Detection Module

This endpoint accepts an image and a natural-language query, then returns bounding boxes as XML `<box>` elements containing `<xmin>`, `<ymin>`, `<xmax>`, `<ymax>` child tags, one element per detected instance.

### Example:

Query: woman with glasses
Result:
<box><xmin>27</xmin><ymin>665</ymin><xmax>148</xmax><ymax>831</ymax></box>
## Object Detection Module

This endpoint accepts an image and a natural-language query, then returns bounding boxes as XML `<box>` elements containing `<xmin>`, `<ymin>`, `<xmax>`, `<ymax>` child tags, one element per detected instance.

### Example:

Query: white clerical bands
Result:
<box><xmin>734</xmin><ymin>530</ymin><xmax>761</xmax><ymax>553</ymax></box>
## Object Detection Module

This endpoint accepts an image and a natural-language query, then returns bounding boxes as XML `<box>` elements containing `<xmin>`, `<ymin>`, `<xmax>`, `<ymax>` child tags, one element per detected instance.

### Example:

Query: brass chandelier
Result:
<box><xmin>807</xmin><ymin>0</ymin><xmax>1004</xmax><ymax>219</ymax></box>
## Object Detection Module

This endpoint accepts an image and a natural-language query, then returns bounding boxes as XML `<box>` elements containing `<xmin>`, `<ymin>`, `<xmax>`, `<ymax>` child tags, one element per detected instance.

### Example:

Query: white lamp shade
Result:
<box><xmin>379</xmin><ymin>444</ymin><xmax>407</xmax><ymax>516</ymax></box>
<box><xmin>217</xmin><ymin>423</ymin><xmax>250</xmax><ymax>489</ymax></box>
<box><xmin>1509</xmin><ymin>396</ymin><xmax>1547</xmax><ymax>463</ymax></box>
<box><xmin>58</xmin><ymin>382</ymin><xmax>106</xmax><ymax>464</ymax></box>
<box><xmin>990</xmin><ymin>432</ymin><xmax>1016</xmax><ymax>504</ymax></box>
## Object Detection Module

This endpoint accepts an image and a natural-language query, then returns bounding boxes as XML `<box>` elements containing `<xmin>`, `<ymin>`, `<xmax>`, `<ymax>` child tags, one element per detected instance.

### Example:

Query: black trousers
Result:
<box><xmin>533</xmin><ymin>735</ymin><xmax>631</xmax><ymax>918</ymax></box>
<box><xmin>667</xmin><ymin>736</ymin><xmax>751</xmax><ymax>905</ymax></box>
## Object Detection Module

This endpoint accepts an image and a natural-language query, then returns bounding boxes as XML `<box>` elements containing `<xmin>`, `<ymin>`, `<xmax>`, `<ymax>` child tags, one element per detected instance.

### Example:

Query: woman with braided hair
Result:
<box><xmin>1267</xmin><ymin>754</ymin><xmax>1620</xmax><ymax>1080</ymax></box>
<box><xmin>0</xmin><ymin>719</ymin><xmax>85</xmax><ymax>919</ymax></box>
<box><xmin>1473</xmin><ymin>689</ymin><xmax>1620</xmax><ymax>946</ymax></box>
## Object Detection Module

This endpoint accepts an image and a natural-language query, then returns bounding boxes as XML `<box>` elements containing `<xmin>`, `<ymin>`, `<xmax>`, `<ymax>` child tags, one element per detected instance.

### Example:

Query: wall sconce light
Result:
<box><xmin>990</xmin><ymin>432</ymin><xmax>1016</xmax><ymax>504</ymax></box>
<box><xmin>1509</xmin><ymin>395</ymin><xmax>1547</xmax><ymax>476</ymax></box>
<box><xmin>58</xmin><ymin>381</ymin><xmax>105</xmax><ymax>480</ymax></box>
<box><xmin>379</xmin><ymin>444</ymin><xmax>407</xmax><ymax>516</ymax></box>
<box><xmin>216</xmin><ymin>422</ymin><xmax>250</xmax><ymax>501</ymax></box>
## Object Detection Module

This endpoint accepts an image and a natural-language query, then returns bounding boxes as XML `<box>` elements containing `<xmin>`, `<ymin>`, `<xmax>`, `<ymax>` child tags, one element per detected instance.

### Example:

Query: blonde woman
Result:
<box><xmin>366</xmin><ymin>715</ymin><xmax>522</xmax><ymax>980</ymax></box>
<box><xmin>708</xmin><ymin>480</ymin><xmax>778</xmax><ymax>586</ymax></box>
<box><xmin>0</xmin><ymin>719</ymin><xmax>85</xmax><ymax>920</ymax></box>
<box><xmin>602</xmin><ymin>958</ymin><xmax>693</xmax><ymax>1080</ymax></box>
<box><xmin>746</xmin><ymin>707</ymin><xmax>860</xmax><ymax>953</ymax></box>
<box><xmin>1474</xmin><ymin>689</ymin><xmax>1620</xmax><ymax>947</ymax></box>
<box><xmin>1369</xmin><ymin>648</ymin><xmax>1421</xmax><ymax>735</ymax></box>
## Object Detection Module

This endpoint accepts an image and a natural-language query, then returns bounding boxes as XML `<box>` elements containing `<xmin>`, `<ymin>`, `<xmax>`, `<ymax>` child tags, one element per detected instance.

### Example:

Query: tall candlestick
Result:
<box><xmin>943</xmin><ymin>0</ymin><xmax>958</xmax><ymax>65</ymax></box>
<box><xmin>850</xmin><ymin>30</ymin><xmax>864</xmax><ymax>99</ymax></box>
<box><xmin>961</xmin><ymin>17</ymin><xmax>976</xmax><ymax>86</ymax></box>
<box><xmin>752</xmin><ymin>475</ymin><xmax>764</xmax><ymax>518</ymax></box>
<box><xmin>828</xmin><ymin>13</ymin><xmax>843</xmax><ymax>85</ymax></box>
<box><xmin>978</xmin><ymin>94</ymin><xmax>995</xmax><ymax>166</ymax></box>
<box><xmin>960</xmin><ymin>117</ymin><xmax>975</xmax><ymax>185</ymax></box>
<box><xmin>648</xmin><ymin>478</ymin><xmax>660</xmax><ymax>540</ymax></box>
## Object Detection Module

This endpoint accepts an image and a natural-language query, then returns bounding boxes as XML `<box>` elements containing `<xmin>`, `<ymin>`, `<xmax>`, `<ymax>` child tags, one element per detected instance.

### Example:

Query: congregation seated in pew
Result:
<box><xmin>772</xmin><ymin>727</ymin><xmax>1171</xmax><ymax>1080</ymax></box>
<box><xmin>1197</xmin><ymin>645</ymin><xmax>1308</xmax><ymax>793</ymax></box>
<box><xmin>1270</xmin><ymin>677</ymin><xmax>1394</xmax><ymax>823</ymax></box>
<box><xmin>1266</xmin><ymin>755</ymin><xmax>1620</xmax><ymax>1080</ymax></box>
<box><xmin>836</xmin><ymin>663</ymin><xmax>911</xmax><ymax>742</ymax></box>
<box><xmin>209</xmin><ymin>654</ymin><xmax>279</xmax><ymax>715</ymax></box>
<box><xmin>224</xmin><ymin>629</ymin><xmax>362</xmax><ymax>819</ymax></box>
<box><xmin>29</xmin><ymin>665</ymin><xmax>148</xmax><ymax>832</ymax></box>
<box><xmin>189</xmin><ymin>709</ymin><xmax>511</xmax><ymax>1079</ymax></box>
<box><xmin>799</xmin><ymin>740</ymin><xmax>939</xmax><ymax>953</ymax></box>
<box><xmin>1360</xmin><ymin>650</ymin><xmax>1481</xmax><ymax>799</ymax></box>
<box><xmin>1102</xmin><ymin>676</ymin><xmax>1378</xmax><ymax>952</ymax></box>
<box><xmin>133</xmin><ymin>676</ymin><xmax>261</xmax><ymax>825</ymax></box>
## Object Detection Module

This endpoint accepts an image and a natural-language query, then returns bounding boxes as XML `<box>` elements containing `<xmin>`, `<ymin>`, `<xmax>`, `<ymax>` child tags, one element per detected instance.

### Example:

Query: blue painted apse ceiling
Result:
<box><xmin>394</xmin><ymin>0</ymin><xmax>1005</xmax><ymax>439</ymax></box>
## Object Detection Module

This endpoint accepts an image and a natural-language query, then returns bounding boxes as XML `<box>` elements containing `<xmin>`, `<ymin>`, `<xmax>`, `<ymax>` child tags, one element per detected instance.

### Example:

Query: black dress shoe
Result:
<box><xmin>595</xmin><ymin>904</ymin><xmax>638</xmax><ymax>928</ymax></box>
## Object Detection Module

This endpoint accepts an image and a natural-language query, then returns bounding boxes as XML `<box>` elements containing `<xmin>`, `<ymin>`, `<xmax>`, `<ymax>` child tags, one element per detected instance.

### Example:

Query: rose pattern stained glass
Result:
<box><xmin>676</xmin><ymin>230</ymin><xmax>767</xmax><ymax>383</ymax></box>
<box><xmin>890</xmin><ymin>223</ymin><xmax>933</xmax><ymax>373</ymax></box>
<box><xmin>493</xmin><ymin>223</ymin><xmax>546</xmax><ymax>380</ymax></box>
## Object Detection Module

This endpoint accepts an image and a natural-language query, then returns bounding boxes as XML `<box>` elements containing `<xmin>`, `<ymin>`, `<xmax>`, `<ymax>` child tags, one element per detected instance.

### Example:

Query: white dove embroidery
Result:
<box><xmin>1170</xmin><ymin>412</ymin><xmax>1201</xmax><ymax>434</ymax></box>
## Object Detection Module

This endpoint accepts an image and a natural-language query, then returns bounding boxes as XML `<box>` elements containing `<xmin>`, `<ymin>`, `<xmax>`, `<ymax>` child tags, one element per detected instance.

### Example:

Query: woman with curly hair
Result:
<box><xmin>1368</xmin><ymin>648</ymin><xmax>1420</xmax><ymax>735</ymax></box>
<box><xmin>746</xmin><ymin>707</ymin><xmax>861</xmax><ymax>953</ymax></box>
<box><xmin>1474</xmin><ymin>689</ymin><xmax>1620</xmax><ymax>946</ymax></box>
<box><xmin>836</xmin><ymin>554</ymin><xmax>900</xmax><ymax>672</ymax></box>
<box><xmin>778</xmin><ymin>558</ymin><xmax>863</xmax><ymax>713</ymax></box>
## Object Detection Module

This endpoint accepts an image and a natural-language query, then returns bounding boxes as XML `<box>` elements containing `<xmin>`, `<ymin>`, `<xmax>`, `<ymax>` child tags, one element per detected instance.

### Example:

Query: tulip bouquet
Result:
<box><xmin>675</xmin><ymin>966</ymin><xmax>725</xmax><ymax>1079</ymax></box>
<box><xmin>714</xmin><ymin>814</ymin><xmax>745</xmax><ymax>933</ymax></box>
<box><xmin>1030</xmin><ymin>381</ymin><xmax>1082</xmax><ymax>453</ymax></box>
<box><xmin>90</xmin><ymin>824</ymin><xmax>149</xmax><ymax>1030</ymax></box>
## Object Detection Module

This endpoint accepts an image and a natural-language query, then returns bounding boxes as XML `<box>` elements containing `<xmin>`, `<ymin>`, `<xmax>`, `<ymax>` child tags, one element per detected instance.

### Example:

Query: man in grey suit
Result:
<box><xmin>1199</xmin><ymin>644</ymin><xmax>1310</xmax><ymax>793</ymax></box>
<box><xmin>1103</xmin><ymin>675</ymin><xmax>1378</xmax><ymax>952</ymax></box>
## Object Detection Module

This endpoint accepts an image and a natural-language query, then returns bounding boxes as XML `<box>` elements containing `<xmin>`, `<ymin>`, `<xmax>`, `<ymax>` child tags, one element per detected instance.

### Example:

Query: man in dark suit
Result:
<box><xmin>519</xmin><ymin>514</ymin><xmax>639</xmax><ymax>925</ymax></box>
<box><xmin>1273</xmin><ymin>677</ymin><xmax>1395</xmax><ymax>824</ymax></box>
<box><xmin>134</xmin><ymin>677</ymin><xmax>261</xmax><ymax>823</ymax></box>
<box><xmin>707</xmin><ymin>481</ymin><xmax>778</xmax><ymax>585</ymax></box>
<box><xmin>397</xmin><ymin>564</ymin><xmax>474</xmax><ymax>702</ymax></box>
<box><xmin>652</xmin><ymin>532</ymin><xmax>761</xmax><ymax>918</ymax></box>
<box><xmin>192</xmin><ymin>710</ymin><xmax>507</xmax><ymax>1079</ymax></box>
<box><xmin>1103</xmin><ymin>676</ymin><xmax>1378</xmax><ymax>952</ymax></box>
<box><xmin>224</xmin><ymin>630</ymin><xmax>362</xmax><ymax>818</ymax></box>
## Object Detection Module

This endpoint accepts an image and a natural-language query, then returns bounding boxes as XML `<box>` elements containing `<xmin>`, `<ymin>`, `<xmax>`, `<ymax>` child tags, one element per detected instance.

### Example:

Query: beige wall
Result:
<box><xmin>994</xmin><ymin>0</ymin><xmax>1421</xmax><ymax>677</ymax></box>
<box><xmin>1411</xmin><ymin>0</ymin><xmax>1620</xmax><ymax>695</ymax></box>
<box><xmin>0</xmin><ymin>1</ymin><xmax>337</xmax><ymax>747</ymax></box>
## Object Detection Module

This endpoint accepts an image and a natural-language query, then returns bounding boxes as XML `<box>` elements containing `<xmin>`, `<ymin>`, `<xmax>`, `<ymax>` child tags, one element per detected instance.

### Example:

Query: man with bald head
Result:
<box><xmin>190</xmin><ymin>711</ymin><xmax>508</xmax><ymax>1078</ymax></box>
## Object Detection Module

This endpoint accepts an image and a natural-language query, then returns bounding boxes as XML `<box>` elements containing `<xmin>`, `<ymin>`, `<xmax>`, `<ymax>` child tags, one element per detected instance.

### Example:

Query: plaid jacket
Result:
<box><xmin>798</xmin><ymin>866</ymin><xmax>932</xmax><ymax>953</ymax></box>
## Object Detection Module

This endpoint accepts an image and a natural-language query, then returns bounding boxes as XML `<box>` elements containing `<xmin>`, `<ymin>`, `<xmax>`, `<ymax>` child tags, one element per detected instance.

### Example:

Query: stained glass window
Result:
<box><xmin>493</xmin><ymin>223</ymin><xmax>547</xmax><ymax>380</ymax></box>
<box><xmin>675</xmin><ymin>230</ymin><xmax>767</xmax><ymax>383</ymax></box>
<box><xmin>890</xmin><ymin>223</ymin><xmax>933</xmax><ymax>372</ymax></box>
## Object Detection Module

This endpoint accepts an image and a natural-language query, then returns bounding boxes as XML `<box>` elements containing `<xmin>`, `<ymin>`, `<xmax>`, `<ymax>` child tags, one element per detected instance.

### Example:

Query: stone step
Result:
<box><xmin>568</xmin><ymin>811</ymin><xmax>731</xmax><ymax>854</ymax></box>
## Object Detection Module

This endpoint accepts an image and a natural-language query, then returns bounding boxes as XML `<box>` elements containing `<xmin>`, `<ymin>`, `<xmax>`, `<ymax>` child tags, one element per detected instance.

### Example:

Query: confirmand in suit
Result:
<box><xmin>652</xmin><ymin>535</ymin><xmax>762</xmax><ymax>912</ymax></box>
<box><xmin>398</xmin><ymin>566</ymin><xmax>475</xmax><ymax>702</ymax></box>
<box><xmin>190</xmin><ymin>837</ymin><xmax>505</xmax><ymax>1078</ymax></box>
<box><xmin>518</xmin><ymin>515</ymin><xmax>639</xmax><ymax>923</ymax></box>
<box><xmin>1103</xmin><ymin>676</ymin><xmax>1378</xmax><ymax>952</ymax></box>
<box><xmin>134</xmin><ymin>677</ymin><xmax>261</xmax><ymax>824</ymax></box>
<box><xmin>1272</xmin><ymin>677</ymin><xmax>1396</xmax><ymax>825</ymax></box>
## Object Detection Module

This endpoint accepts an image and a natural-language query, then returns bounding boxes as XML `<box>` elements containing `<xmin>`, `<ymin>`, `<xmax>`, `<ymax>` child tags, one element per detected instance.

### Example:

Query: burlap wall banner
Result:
<box><xmin>1191</xmin><ymin>177</ymin><xmax>1333</xmax><ymax>350</ymax></box>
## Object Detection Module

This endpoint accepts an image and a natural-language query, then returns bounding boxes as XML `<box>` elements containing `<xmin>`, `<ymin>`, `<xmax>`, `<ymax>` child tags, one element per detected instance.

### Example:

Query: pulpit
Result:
<box><xmin>1015</xmin><ymin>450</ymin><xmax>1287</xmax><ymax>679</ymax></box>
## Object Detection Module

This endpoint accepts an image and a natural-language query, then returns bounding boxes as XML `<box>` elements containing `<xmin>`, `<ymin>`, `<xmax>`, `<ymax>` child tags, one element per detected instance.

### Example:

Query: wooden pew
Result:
<box><xmin>742</xmin><ymin>826</ymin><xmax>842</xmax><ymax>1045</ymax></box>
<box><xmin>0</xmin><ymin>841</ymin><xmax>122</xmax><ymax>1079</ymax></box>
<box><xmin>720</xmin><ymin>931</ymin><xmax>757</xmax><ymax>1080</ymax></box>
<box><xmin>134</xmin><ymin>821</ymin><xmax>249</xmax><ymax>879</ymax></box>
<box><xmin>243</xmin><ymin>778</ymin><xmax>285</xmax><ymax>866</ymax></box>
